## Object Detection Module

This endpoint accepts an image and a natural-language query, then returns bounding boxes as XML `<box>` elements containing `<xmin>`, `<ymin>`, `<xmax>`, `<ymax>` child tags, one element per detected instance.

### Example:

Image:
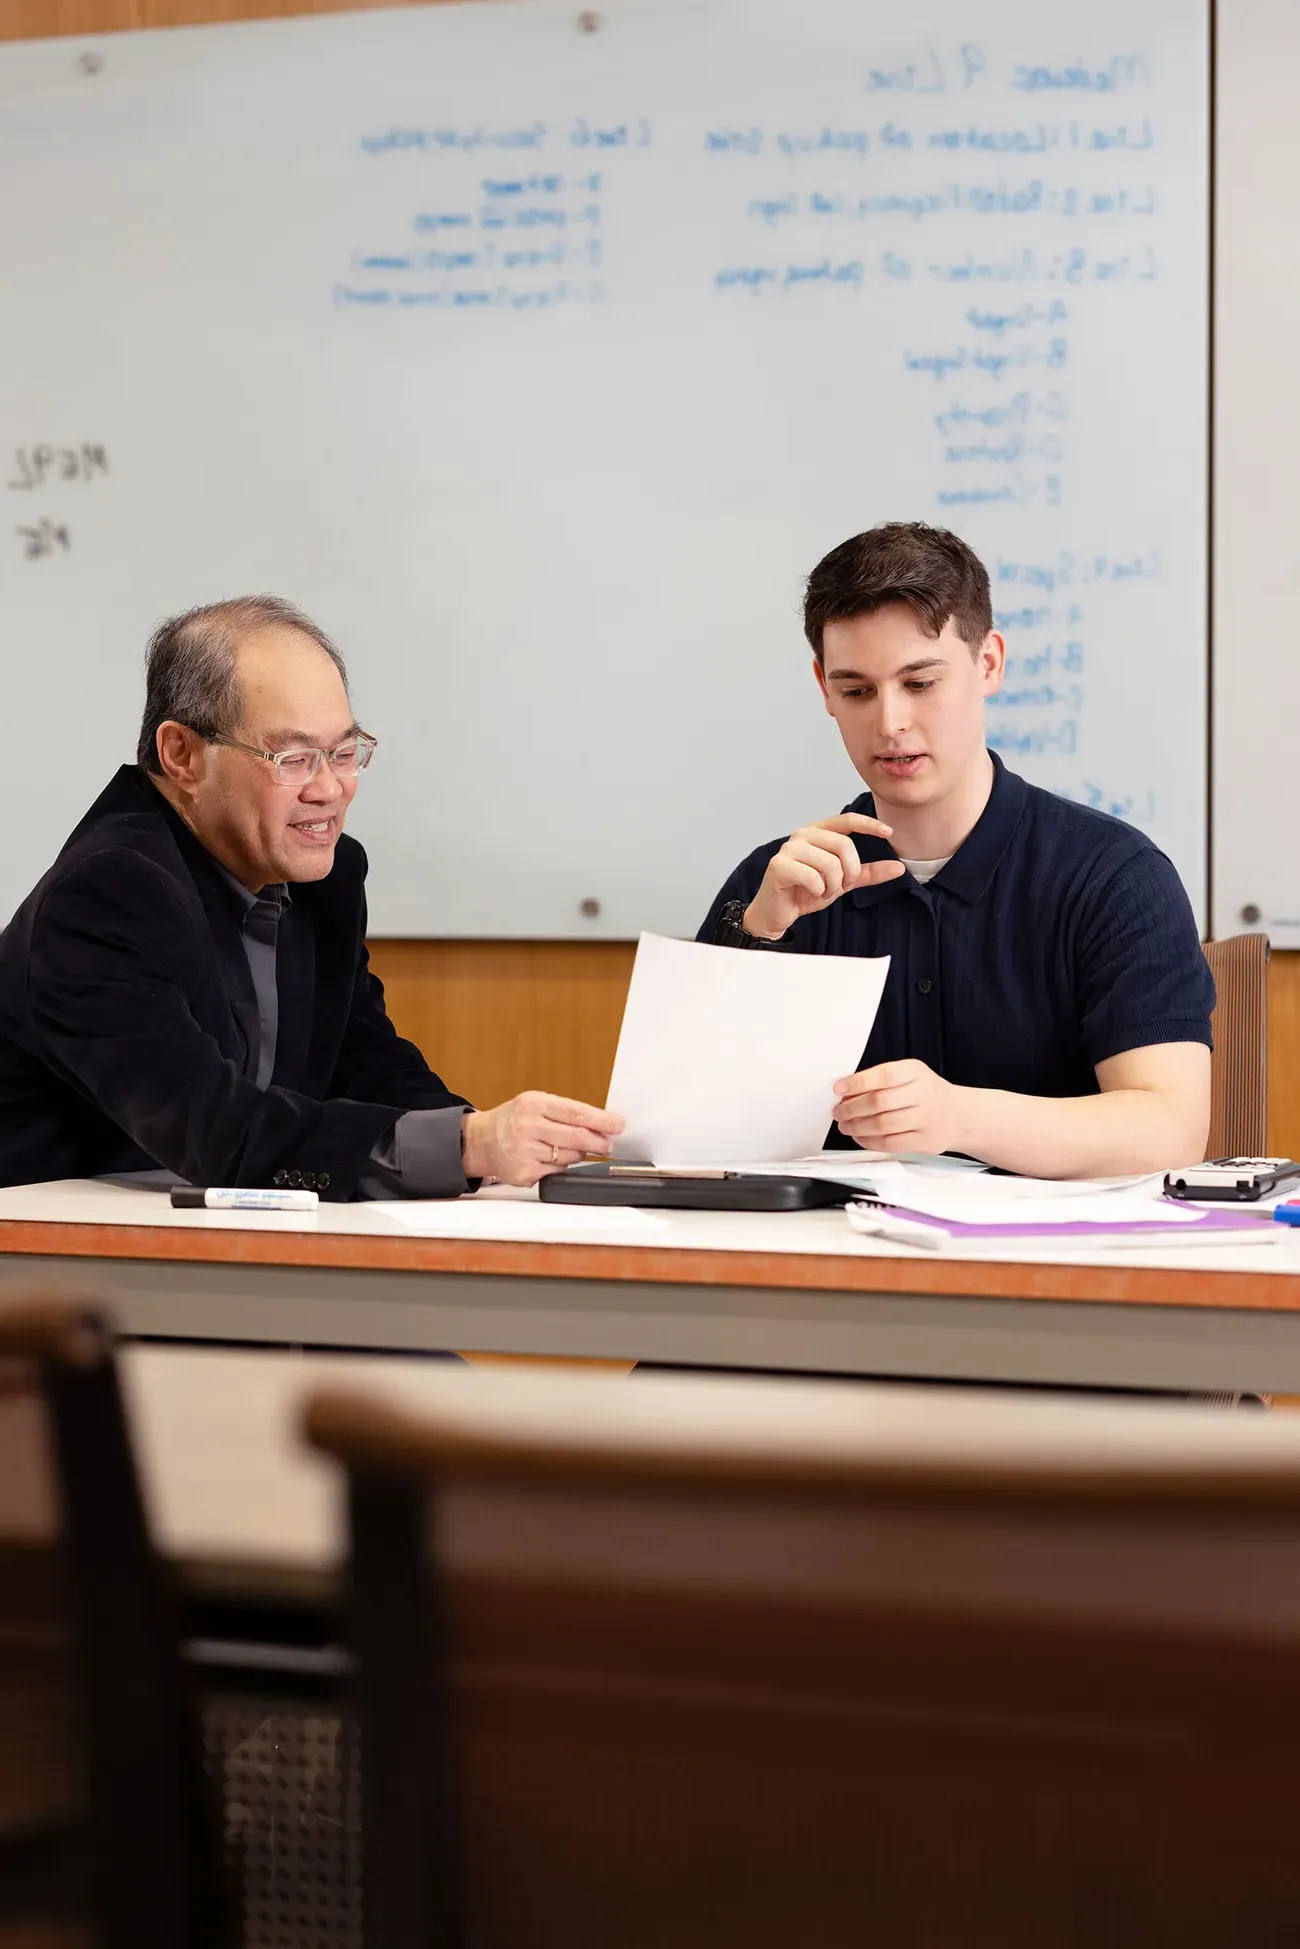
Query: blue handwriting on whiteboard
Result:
<box><xmin>988</xmin><ymin>682</ymin><xmax>1085</xmax><ymax>711</ymax></box>
<box><xmin>480</xmin><ymin>173</ymin><xmax>568</xmax><ymax>196</ymax></box>
<box><xmin>746</xmin><ymin>182</ymin><xmax>1155</xmax><ymax>223</ymax></box>
<box><xmin>785</xmin><ymin>259</ymin><xmax>863</xmax><ymax>287</ymax></box>
<box><xmin>995</xmin><ymin>551</ymin><xmax>1161</xmax><ymax>593</ymax></box>
<box><xmin>1012</xmin><ymin>54</ymin><xmax>1151</xmax><ymax>93</ymax></box>
<box><xmin>775</xmin><ymin>128</ymin><xmax>871</xmax><ymax>157</ymax></box>
<box><xmin>934</xmin><ymin>393</ymin><xmax>1069</xmax><ymax>434</ymax></box>
<box><xmin>332</xmin><ymin>280</ymin><xmax>602</xmax><ymax>312</ymax></box>
<box><xmin>905</xmin><ymin>339</ymin><xmax>1068</xmax><ymax>381</ymax></box>
<box><xmin>928</xmin><ymin>117</ymin><xmax>1154</xmax><ymax>150</ymax></box>
<box><xmin>995</xmin><ymin>608</ymin><xmax>1084</xmax><ymax>635</ymax></box>
<box><xmin>937</xmin><ymin>472</ymin><xmax>1061</xmax><ymax>507</ymax></box>
<box><xmin>714</xmin><ymin>266</ymin><xmax>779</xmax><ymax>291</ymax></box>
<box><xmin>943</xmin><ymin>434</ymin><xmax>1065</xmax><ymax>464</ymax></box>
<box><xmin>966</xmin><ymin>300</ymin><xmax>1068</xmax><ymax>335</ymax></box>
<box><xmin>865</xmin><ymin>45</ymin><xmax>986</xmax><ymax>93</ymax></box>
<box><xmin>1066</xmin><ymin>781</ymin><xmax>1157</xmax><ymax>823</ymax></box>
<box><xmin>705</xmin><ymin>128</ymin><xmax>764</xmax><ymax>153</ymax></box>
<box><xmin>569</xmin><ymin>118</ymin><xmax>652</xmax><ymax>149</ymax></box>
<box><xmin>987</xmin><ymin>721</ymin><xmax>1078</xmax><ymax>756</ymax></box>
<box><xmin>361</xmin><ymin>124</ymin><xmax>547</xmax><ymax>155</ymax></box>
<box><xmin>928</xmin><ymin>247</ymin><xmax>1157</xmax><ymax>283</ymax></box>
<box><xmin>713</xmin><ymin>262</ymin><xmax>863</xmax><ymax>291</ymax></box>
<box><xmin>928</xmin><ymin>123</ymin><xmax>1056</xmax><ymax>152</ymax></box>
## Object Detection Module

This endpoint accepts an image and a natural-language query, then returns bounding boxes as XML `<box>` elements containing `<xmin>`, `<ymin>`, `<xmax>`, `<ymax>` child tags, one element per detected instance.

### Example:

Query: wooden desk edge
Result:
<box><xmin>0</xmin><ymin>1217</ymin><xmax>1294</xmax><ymax>1313</ymax></box>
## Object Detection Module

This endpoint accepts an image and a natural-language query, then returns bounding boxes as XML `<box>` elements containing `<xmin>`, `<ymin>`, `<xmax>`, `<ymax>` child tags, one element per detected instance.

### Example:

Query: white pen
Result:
<box><xmin>170</xmin><ymin>1187</ymin><xmax>319</xmax><ymax>1212</ymax></box>
<box><xmin>848</xmin><ymin>1204</ymin><xmax>949</xmax><ymax>1252</ymax></box>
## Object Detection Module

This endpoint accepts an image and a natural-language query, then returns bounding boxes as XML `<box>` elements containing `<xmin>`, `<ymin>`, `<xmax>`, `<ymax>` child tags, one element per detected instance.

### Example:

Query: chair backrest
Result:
<box><xmin>0</xmin><ymin>1297</ymin><xmax>228</xmax><ymax>1949</ymax></box>
<box><xmin>1203</xmin><ymin>931</ymin><xmax>1270</xmax><ymax>1158</ymax></box>
<box><xmin>309</xmin><ymin>1365</ymin><xmax>1300</xmax><ymax>1949</ymax></box>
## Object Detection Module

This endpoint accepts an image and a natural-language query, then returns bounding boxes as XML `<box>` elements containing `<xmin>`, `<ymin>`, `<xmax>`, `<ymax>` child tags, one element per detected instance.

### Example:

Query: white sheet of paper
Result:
<box><xmin>712</xmin><ymin>1150</ymin><xmax>987</xmax><ymax>1187</ymax></box>
<box><xmin>707</xmin><ymin>1155</ymin><xmax>1182</xmax><ymax>1219</ymax></box>
<box><xmin>606</xmin><ymin>933</ymin><xmax>890</xmax><ymax>1167</ymax></box>
<box><xmin>371</xmin><ymin>1198</ymin><xmax>672</xmax><ymax>1241</ymax></box>
<box><xmin>861</xmin><ymin>1164</ymin><xmax>1201</xmax><ymax>1227</ymax></box>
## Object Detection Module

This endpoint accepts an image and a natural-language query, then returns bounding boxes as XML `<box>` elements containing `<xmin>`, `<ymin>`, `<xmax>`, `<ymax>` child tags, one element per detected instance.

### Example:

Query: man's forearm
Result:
<box><xmin>951</xmin><ymin>1086</ymin><xmax>1208</xmax><ymax>1179</ymax></box>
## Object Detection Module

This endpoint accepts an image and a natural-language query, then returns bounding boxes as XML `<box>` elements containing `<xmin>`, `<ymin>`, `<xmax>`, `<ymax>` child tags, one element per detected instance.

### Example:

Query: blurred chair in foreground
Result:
<box><xmin>309</xmin><ymin>1364</ymin><xmax>1300</xmax><ymax>1949</ymax></box>
<box><xmin>1203</xmin><ymin>931</ymin><xmax>1269</xmax><ymax>1159</ymax></box>
<box><xmin>0</xmin><ymin>1296</ymin><xmax>229</xmax><ymax>1949</ymax></box>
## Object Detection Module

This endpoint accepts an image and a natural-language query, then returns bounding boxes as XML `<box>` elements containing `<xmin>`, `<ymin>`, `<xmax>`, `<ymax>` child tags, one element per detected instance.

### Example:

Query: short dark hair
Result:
<box><xmin>137</xmin><ymin>595</ymin><xmax>348</xmax><ymax>776</ymax></box>
<box><xmin>803</xmin><ymin>522</ymin><xmax>993</xmax><ymax>663</ymax></box>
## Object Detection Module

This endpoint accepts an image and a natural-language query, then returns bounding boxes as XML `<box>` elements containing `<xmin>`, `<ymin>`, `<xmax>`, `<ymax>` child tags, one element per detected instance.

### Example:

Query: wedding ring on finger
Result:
<box><xmin>551</xmin><ymin>1143</ymin><xmax>559</xmax><ymax>1165</ymax></box>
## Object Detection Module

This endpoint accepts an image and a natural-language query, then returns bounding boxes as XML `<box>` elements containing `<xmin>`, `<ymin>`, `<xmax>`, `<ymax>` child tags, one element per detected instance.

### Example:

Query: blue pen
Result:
<box><xmin>1275</xmin><ymin>1202</ymin><xmax>1300</xmax><ymax>1228</ymax></box>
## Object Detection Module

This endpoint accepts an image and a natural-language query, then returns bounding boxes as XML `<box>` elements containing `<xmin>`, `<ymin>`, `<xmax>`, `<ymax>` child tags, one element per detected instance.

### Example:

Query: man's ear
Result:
<box><xmin>155</xmin><ymin>721</ymin><xmax>208</xmax><ymax>789</ymax></box>
<box><xmin>813</xmin><ymin>654</ymin><xmax>834</xmax><ymax>714</ymax></box>
<box><xmin>978</xmin><ymin>631</ymin><xmax>1007</xmax><ymax>697</ymax></box>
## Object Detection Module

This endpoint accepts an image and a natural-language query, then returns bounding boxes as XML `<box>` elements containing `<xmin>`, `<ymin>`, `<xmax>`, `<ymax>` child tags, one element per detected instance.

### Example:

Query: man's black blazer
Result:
<box><xmin>0</xmin><ymin>766</ymin><xmax>467</xmax><ymax>1197</ymax></box>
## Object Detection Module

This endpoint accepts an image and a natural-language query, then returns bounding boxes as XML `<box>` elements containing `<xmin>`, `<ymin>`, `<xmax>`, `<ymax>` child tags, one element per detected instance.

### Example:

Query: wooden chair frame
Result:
<box><xmin>0</xmin><ymin>1298</ymin><xmax>230</xmax><ymax>1949</ymax></box>
<box><xmin>311</xmin><ymin>1376</ymin><xmax>1300</xmax><ymax>1949</ymax></box>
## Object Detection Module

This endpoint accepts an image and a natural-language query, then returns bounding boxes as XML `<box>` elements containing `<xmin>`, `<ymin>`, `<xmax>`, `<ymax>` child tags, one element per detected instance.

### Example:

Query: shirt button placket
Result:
<box><xmin>909</xmin><ymin>894</ymin><xmax>942</xmax><ymax>1069</ymax></box>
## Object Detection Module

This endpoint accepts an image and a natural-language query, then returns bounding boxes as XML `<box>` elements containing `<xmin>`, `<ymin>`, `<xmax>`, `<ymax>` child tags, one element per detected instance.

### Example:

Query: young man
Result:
<box><xmin>699</xmin><ymin>523</ymin><xmax>1213</xmax><ymax>1177</ymax></box>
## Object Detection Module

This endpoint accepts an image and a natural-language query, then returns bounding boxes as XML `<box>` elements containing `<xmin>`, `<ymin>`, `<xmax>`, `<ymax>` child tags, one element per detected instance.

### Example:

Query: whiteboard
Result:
<box><xmin>1213</xmin><ymin>0</ymin><xmax>1298</xmax><ymax>946</ymax></box>
<box><xmin>0</xmin><ymin>0</ymin><xmax>1208</xmax><ymax>937</ymax></box>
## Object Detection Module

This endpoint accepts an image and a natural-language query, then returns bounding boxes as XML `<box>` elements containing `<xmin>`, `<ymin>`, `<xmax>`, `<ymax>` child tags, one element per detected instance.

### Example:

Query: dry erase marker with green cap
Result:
<box><xmin>170</xmin><ymin>1187</ymin><xmax>319</xmax><ymax>1211</ymax></box>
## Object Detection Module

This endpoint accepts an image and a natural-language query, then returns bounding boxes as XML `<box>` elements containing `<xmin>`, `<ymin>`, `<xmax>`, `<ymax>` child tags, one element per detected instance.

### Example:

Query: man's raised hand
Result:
<box><xmin>742</xmin><ymin>813</ymin><xmax>904</xmax><ymax>941</ymax></box>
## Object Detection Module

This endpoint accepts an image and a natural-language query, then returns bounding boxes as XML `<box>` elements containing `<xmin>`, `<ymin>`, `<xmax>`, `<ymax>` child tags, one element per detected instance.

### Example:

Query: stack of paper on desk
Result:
<box><xmin>842</xmin><ymin>1166</ymin><xmax>1274</xmax><ymax>1250</ymax></box>
<box><xmin>695</xmin><ymin>1155</ymin><xmax>1272</xmax><ymax>1248</ymax></box>
<box><xmin>606</xmin><ymin>933</ymin><xmax>889</xmax><ymax>1167</ymax></box>
<box><xmin>853</xmin><ymin>1164</ymin><xmax>1181</xmax><ymax>1225</ymax></box>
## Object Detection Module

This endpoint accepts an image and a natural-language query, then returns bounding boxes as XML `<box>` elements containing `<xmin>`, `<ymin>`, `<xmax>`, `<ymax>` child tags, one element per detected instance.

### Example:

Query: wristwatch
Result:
<box><xmin>713</xmin><ymin>898</ymin><xmax>784</xmax><ymax>949</ymax></box>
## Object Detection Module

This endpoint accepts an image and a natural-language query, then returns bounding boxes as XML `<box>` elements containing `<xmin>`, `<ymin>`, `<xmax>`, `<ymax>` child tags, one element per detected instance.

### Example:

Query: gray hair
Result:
<box><xmin>137</xmin><ymin>595</ymin><xmax>349</xmax><ymax>776</ymax></box>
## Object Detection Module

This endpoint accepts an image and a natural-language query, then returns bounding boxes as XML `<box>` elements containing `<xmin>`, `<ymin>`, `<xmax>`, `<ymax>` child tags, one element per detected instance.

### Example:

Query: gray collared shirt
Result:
<box><xmin>215</xmin><ymin>864</ymin><xmax>468</xmax><ymax>1199</ymax></box>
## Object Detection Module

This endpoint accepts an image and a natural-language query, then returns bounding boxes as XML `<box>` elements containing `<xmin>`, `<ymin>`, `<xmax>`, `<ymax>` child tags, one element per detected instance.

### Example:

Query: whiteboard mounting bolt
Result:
<box><xmin>1240</xmin><ymin>903</ymin><xmax>1262</xmax><ymax>926</ymax></box>
<box><xmin>580</xmin><ymin>898</ymin><xmax>601</xmax><ymax>918</ymax></box>
<box><xmin>576</xmin><ymin>11</ymin><xmax>601</xmax><ymax>32</ymax></box>
<box><xmin>76</xmin><ymin>50</ymin><xmax>104</xmax><ymax>74</ymax></box>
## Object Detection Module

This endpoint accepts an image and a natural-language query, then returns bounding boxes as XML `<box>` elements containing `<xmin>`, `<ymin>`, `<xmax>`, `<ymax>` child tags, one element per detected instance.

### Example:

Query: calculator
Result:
<box><xmin>1164</xmin><ymin>1158</ymin><xmax>1300</xmax><ymax>1202</ymax></box>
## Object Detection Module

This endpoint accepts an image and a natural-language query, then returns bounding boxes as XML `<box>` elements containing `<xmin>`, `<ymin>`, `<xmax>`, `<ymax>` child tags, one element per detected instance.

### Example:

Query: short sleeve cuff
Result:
<box><xmin>1085</xmin><ymin>1017</ymin><xmax>1215</xmax><ymax>1067</ymax></box>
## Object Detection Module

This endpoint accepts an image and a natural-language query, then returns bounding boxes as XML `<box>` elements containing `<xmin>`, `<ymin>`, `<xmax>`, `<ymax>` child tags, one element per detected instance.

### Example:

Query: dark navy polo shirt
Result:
<box><xmin>698</xmin><ymin>754</ymin><xmax>1213</xmax><ymax>1126</ymax></box>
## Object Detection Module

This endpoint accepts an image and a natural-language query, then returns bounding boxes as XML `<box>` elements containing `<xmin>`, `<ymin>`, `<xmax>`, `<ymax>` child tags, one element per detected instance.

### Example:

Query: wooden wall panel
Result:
<box><xmin>368</xmin><ymin>939</ymin><xmax>635</xmax><ymax>1114</ymax></box>
<box><xmin>371</xmin><ymin>939</ymin><xmax>1300</xmax><ymax>1140</ymax></box>
<box><xmin>4</xmin><ymin>0</ymin><xmax>1297</xmax><ymax>1151</ymax></box>
<box><xmin>0</xmin><ymin>0</ymin><xmax>417</xmax><ymax>41</ymax></box>
<box><xmin>1269</xmin><ymin>951</ymin><xmax>1300</xmax><ymax>1161</ymax></box>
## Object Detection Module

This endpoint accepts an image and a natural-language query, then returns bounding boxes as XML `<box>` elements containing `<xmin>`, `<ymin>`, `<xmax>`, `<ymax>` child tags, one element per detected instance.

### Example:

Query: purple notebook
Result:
<box><xmin>867</xmin><ymin>1200</ymin><xmax>1269</xmax><ymax>1241</ymax></box>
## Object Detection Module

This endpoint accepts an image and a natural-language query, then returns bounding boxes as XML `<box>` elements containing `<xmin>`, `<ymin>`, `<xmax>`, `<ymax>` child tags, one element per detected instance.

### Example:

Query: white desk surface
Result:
<box><xmin>0</xmin><ymin>1176</ymin><xmax>1293</xmax><ymax>1278</ymax></box>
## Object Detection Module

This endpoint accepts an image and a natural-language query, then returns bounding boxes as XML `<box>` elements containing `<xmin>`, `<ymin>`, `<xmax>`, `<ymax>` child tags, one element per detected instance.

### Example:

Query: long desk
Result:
<box><xmin>2</xmin><ymin>1179</ymin><xmax>1300</xmax><ymax>1393</ymax></box>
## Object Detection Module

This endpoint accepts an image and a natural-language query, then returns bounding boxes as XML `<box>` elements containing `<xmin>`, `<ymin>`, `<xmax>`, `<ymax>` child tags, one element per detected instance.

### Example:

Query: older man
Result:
<box><xmin>0</xmin><ymin>595</ymin><xmax>620</xmax><ymax>1197</ymax></box>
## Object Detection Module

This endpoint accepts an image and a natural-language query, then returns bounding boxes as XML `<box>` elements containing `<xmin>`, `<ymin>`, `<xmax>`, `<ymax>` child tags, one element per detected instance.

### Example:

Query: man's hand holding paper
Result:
<box><xmin>832</xmin><ymin>1058</ymin><xmax>967</xmax><ymax>1156</ymax></box>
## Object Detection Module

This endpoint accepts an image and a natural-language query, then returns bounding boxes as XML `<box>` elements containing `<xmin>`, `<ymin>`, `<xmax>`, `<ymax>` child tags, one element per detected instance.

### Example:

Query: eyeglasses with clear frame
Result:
<box><xmin>207</xmin><ymin>734</ymin><xmax>378</xmax><ymax>786</ymax></box>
